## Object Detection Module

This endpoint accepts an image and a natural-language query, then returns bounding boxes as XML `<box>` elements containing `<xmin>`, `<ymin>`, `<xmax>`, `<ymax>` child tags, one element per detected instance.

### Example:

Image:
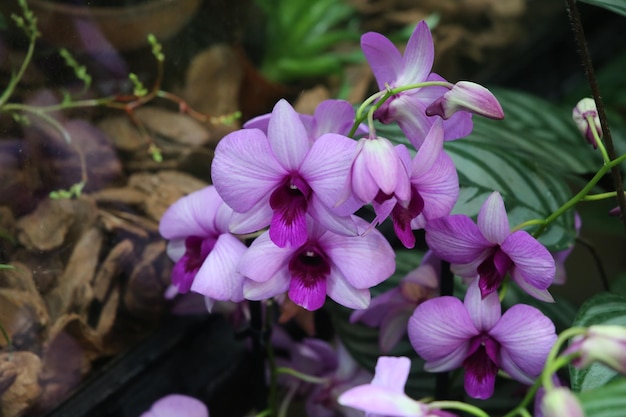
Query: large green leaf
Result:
<box><xmin>578</xmin><ymin>377</ymin><xmax>626</xmax><ymax>417</ymax></box>
<box><xmin>569</xmin><ymin>293</ymin><xmax>626</xmax><ymax>392</ymax></box>
<box><xmin>580</xmin><ymin>0</ymin><xmax>626</xmax><ymax>16</ymax></box>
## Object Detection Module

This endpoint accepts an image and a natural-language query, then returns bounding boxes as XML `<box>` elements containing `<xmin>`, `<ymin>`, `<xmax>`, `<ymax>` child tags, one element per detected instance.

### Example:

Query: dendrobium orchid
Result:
<box><xmin>239</xmin><ymin>216</ymin><xmax>395</xmax><ymax>311</ymax></box>
<box><xmin>158</xmin><ymin>186</ymin><xmax>247</xmax><ymax>308</ymax></box>
<box><xmin>361</xmin><ymin>21</ymin><xmax>473</xmax><ymax>149</ymax></box>
<box><xmin>564</xmin><ymin>325</ymin><xmax>626</xmax><ymax>374</ymax></box>
<box><xmin>350</xmin><ymin>251</ymin><xmax>441</xmax><ymax>353</ymax></box>
<box><xmin>573</xmin><ymin>97</ymin><xmax>602</xmax><ymax>148</ymax></box>
<box><xmin>371</xmin><ymin>120</ymin><xmax>458</xmax><ymax>248</ymax></box>
<box><xmin>211</xmin><ymin>99</ymin><xmax>360</xmax><ymax>248</ymax></box>
<box><xmin>424</xmin><ymin>191</ymin><xmax>556</xmax><ymax>301</ymax></box>
<box><xmin>408</xmin><ymin>280</ymin><xmax>557</xmax><ymax>399</ymax></box>
<box><xmin>338</xmin><ymin>356</ymin><xmax>456</xmax><ymax>417</ymax></box>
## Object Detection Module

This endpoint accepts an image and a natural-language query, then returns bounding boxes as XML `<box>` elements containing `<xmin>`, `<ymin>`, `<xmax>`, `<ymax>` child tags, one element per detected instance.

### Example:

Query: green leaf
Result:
<box><xmin>580</xmin><ymin>0</ymin><xmax>626</xmax><ymax>16</ymax></box>
<box><xmin>578</xmin><ymin>377</ymin><xmax>626</xmax><ymax>417</ymax></box>
<box><xmin>569</xmin><ymin>293</ymin><xmax>626</xmax><ymax>392</ymax></box>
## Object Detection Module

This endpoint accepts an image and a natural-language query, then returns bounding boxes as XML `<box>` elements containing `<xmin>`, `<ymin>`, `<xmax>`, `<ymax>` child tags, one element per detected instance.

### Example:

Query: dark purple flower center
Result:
<box><xmin>375</xmin><ymin>185</ymin><xmax>424</xmax><ymax>249</ymax></box>
<box><xmin>171</xmin><ymin>235</ymin><xmax>216</xmax><ymax>293</ymax></box>
<box><xmin>477</xmin><ymin>247</ymin><xmax>512</xmax><ymax>298</ymax></box>
<box><xmin>269</xmin><ymin>174</ymin><xmax>312</xmax><ymax>247</ymax></box>
<box><xmin>463</xmin><ymin>334</ymin><xmax>500</xmax><ymax>399</ymax></box>
<box><xmin>287</xmin><ymin>244</ymin><xmax>330</xmax><ymax>311</ymax></box>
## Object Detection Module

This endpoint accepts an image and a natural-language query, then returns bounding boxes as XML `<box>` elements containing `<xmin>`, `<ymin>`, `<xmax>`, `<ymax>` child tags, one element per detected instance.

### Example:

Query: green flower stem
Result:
<box><xmin>581</xmin><ymin>191</ymin><xmax>626</xmax><ymax>202</ymax></box>
<box><xmin>276</xmin><ymin>367</ymin><xmax>330</xmax><ymax>385</ymax></box>
<box><xmin>348</xmin><ymin>80</ymin><xmax>453</xmax><ymax>138</ymax></box>
<box><xmin>587</xmin><ymin>115</ymin><xmax>610</xmax><ymax>164</ymax></box>
<box><xmin>0</xmin><ymin>18</ymin><xmax>39</xmax><ymax>108</ymax></box>
<box><xmin>428</xmin><ymin>400</ymin><xmax>489</xmax><ymax>417</ymax></box>
<box><xmin>518</xmin><ymin>408</ymin><xmax>533</xmax><ymax>417</ymax></box>
<box><xmin>511</xmin><ymin>219</ymin><xmax>546</xmax><ymax>232</ymax></box>
<box><xmin>532</xmin><ymin>151</ymin><xmax>626</xmax><ymax>238</ymax></box>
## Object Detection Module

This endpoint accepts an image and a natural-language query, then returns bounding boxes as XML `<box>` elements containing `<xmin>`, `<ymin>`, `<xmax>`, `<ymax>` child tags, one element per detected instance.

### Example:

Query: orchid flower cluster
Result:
<box><xmin>157</xmin><ymin>20</ymin><xmax>626</xmax><ymax>417</ymax></box>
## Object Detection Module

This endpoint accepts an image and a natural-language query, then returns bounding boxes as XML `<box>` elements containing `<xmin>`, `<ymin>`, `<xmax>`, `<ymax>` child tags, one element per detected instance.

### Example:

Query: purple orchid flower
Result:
<box><xmin>140</xmin><ymin>394</ymin><xmax>208</xmax><ymax>417</ymax></box>
<box><xmin>159</xmin><ymin>186</ymin><xmax>247</xmax><ymax>308</ymax></box>
<box><xmin>371</xmin><ymin>120</ymin><xmax>459</xmax><ymax>248</ymax></box>
<box><xmin>239</xmin><ymin>216</ymin><xmax>395</xmax><ymax>311</ymax></box>
<box><xmin>408</xmin><ymin>279</ymin><xmax>557</xmax><ymax>399</ymax></box>
<box><xmin>361</xmin><ymin>21</ymin><xmax>473</xmax><ymax>149</ymax></box>
<box><xmin>244</xmin><ymin>99</ymin><xmax>367</xmax><ymax>142</ymax></box>
<box><xmin>425</xmin><ymin>81</ymin><xmax>504</xmax><ymax>121</ymax></box>
<box><xmin>212</xmin><ymin>99</ymin><xmax>361</xmax><ymax>248</ymax></box>
<box><xmin>350</xmin><ymin>251</ymin><xmax>440</xmax><ymax>353</ymax></box>
<box><xmin>424</xmin><ymin>191</ymin><xmax>556</xmax><ymax>301</ymax></box>
<box><xmin>338</xmin><ymin>356</ymin><xmax>457</xmax><ymax>417</ymax></box>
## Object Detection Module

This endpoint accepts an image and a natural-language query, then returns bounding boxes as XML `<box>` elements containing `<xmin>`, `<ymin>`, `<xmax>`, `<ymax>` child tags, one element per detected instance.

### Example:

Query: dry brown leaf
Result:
<box><xmin>0</xmin><ymin>351</ymin><xmax>43</xmax><ymax>417</ymax></box>
<box><xmin>135</xmin><ymin>107</ymin><xmax>211</xmax><ymax>146</ymax></box>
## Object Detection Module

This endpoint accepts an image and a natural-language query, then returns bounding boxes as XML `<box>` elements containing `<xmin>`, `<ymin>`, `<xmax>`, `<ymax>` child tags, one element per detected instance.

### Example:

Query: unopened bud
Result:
<box><xmin>425</xmin><ymin>81</ymin><xmax>504</xmax><ymax>120</ymax></box>
<box><xmin>567</xmin><ymin>325</ymin><xmax>626</xmax><ymax>374</ymax></box>
<box><xmin>573</xmin><ymin>98</ymin><xmax>602</xmax><ymax>149</ymax></box>
<box><xmin>540</xmin><ymin>387</ymin><xmax>585</xmax><ymax>417</ymax></box>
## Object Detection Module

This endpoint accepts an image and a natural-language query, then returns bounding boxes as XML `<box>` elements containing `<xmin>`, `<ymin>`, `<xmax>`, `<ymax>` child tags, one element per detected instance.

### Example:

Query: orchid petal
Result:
<box><xmin>408</xmin><ymin>297</ymin><xmax>478</xmax><ymax>368</ymax></box>
<box><xmin>212</xmin><ymin>129</ymin><xmax>287</xmax><ymax>212</ymax></box>
<box><xmin>312</xmin><ymin>99</ymin><xmax>357</xmax><ymax>137</ymax></box>
<box><xmin>463</xmin><ymin>279</ymin><xmax>501</xmax><ymax>331</ymax></box>
<box><xmin>308</xmin><ymin>197</ymin><xmax>358</xmax><ymax>237</ymax></box>
<box><xmin>326</xmin><ymin>266</ymin><xmax>370</xmax><ymax>309</ymax></box>
<box><xmin>300</xmin><ymin>133</ymin><xmax>359</xmax><ymax>214</ymax></box>
<box><xmin>267</xmin><ymin>99</ymin><xmax>310</xmax><ymax>170</ymax></box>
<box><xmin>338</xmin><ymin>385</ymin><xmax>426</xmax><ymax>417</ymax></box>
<box><xmin>502</xmin><ymin>231</ymin><xmax>555</xmax><ymax>291</ymax></box>
<box><xmin>361</xmin><ymin>32</ymin><xmax>403</xmax><ymax>90</ymax></box>
<box><xmin>159</xmin><ymin>186</ymin><xmax>221</xmax><ymax>239</ymax></box>
<box><xmin>166</xmin><ymin>239</ymin><xmax>185</xmax><ymax>262</ymax></box>
<box><xmin>512</xmin><ymin>274</ymin><xmax>555</xmax><ymax>302</ymax></box>
<box><xmin>378</xmin><ymin>306</ymin><xmax>413</xmax><ymax>353</ymax></box>
<box><xmin>397</xmin><ymin>21</ymin><xmax>434</xmax><ymax>86</ymax></box>
<box><xmin>322</xmin><ymin>222</ymin><xmax>395</xmax><ymax>289</ymax></box>
<box><xmin>191</xmin><ymin>233</ymin><xmax>247</xmax><ymax>301</ymax></box>
<box><xmin>371</xmin><ymin>356</ymin><xmax>411</xmax><ymax>392</ymax></box>
<box><xmin>391</xmin><ymin>94</ymin><xmax>433</xmax><ymax>149</ymax></box>
<box><xmin>227</xmin><ymin>199</ymin><xmax>273</xmax><ymax>234</ymax></box>
<box><xmin>243</xmin><ymin>270</ymin><xmax>290</xmax><ymax>301</ymax></box>
<box><xmin>351</xmin><ymin>143</ymin><xmax>381</xmax><ymax>203</ymax></box>
<box><xmin>238</xmin><ymin>232</ymin><xmax>293</xmax><ymax>283</ymax></box>
<box><xmin>141</xmin><ymin>394</ymin><xmax>208</xmax><ymax>417</ymax></box>
<box><xmin>243</xmin><ymin>113</ymin><xmax>270</xmax><ymax>131</ymax></box>
<box><xmin>413</xmin><ymin>152</ymin><xmax>458</xmax><ymax>221</ymax></box>
<box><xmin>490</xmin><ymin>304</ymin><xmax>556</xmax><ymax>383</ymax></box>
<box><xmin>412</xmin><ymin>120</ymin><xmax>444</xmax><ymax>177</ymax></box>
<box><xmin>350</xmin><ymin>288</ymin><xmax>403</xmax><ymax>326</ymax></box>
<box><xmin>425</xmin><ymin>215</ymin><xmax>492</xmax><ymax>264</ymax></box>
<box><xmin>289</xmin><ymin>269</ymin><xmax>327</xmax><ymax>311</ymax></box>
<box><xmin>478</xmin><ymin>192</ymin><xmax>510</xmax><ymax>244</ymax></box>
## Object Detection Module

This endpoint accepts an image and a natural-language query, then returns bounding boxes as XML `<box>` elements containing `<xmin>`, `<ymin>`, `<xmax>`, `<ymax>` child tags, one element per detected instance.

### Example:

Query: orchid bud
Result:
<box><xmin>569</xmin><ymin>325</ymin><xmax>626</xmax><ymax>374</ymax></box>
<box><xmin>425</xmin><ymin>81</ymin><xmax>504</xmax><ymax>120</ymax></box>
<box><xmin>572</xmin><ymin>98</ymin><xmax>602</xmax><ymax>149</ymax></box>
<box><xmin>540</xmin><ymin>387</ymin><xmax>585</xmax><ymax>417</ymax></box>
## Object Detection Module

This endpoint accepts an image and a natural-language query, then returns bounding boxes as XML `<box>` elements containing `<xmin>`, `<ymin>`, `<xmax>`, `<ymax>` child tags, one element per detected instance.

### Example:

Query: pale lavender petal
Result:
<box><xmin>408</xmin><ymin>297</ymin><xmax>478</xmax><ymax>368</ymax></box>
<box><xmin>490</xmin><ymin>304</ymin><xmax>556</xmax><ymax>384</ymax></box>
<box><xmin>511</xmin><ymin>273</ymin><xmax>555</xmax><ymax>302</ymax></box>
<box><xmin>378</xmin><ymin>306</ymin><xmax>413</xmax><ymax>353</ymax></box>
<box><xmin>372</xmin><ymin>197</ymin><xmax>397</xmax><ymax>227</ymax></box>
<box><xmin>141</xmin><ymin>394</ymin><xmax>208</xmax><ymax>417</ymax></box>
<box><xmin>267</xmin><ymin>99</ymin><xmax>310</xmax><ymax>170</ymax></box>
<box><xmin>477</xmin><ymin>192</ymin><xmax>510</xmax><ymax>245</ymax></box>
<box><xmin>351</xmin><ymin>143</ymin><xmax>380</xmax><ymax>203</ymax></box>
<box><xmin>166</xmin><ymin>239</ymin><xmax>185</xmax><ymax>262</ymax></box>
<box><xmin>425</xmin><ymin>216</ymin><xmax>492</xmax><ymax>264</ymax></box>
<box><xmin>191</xmin><ymin>233</ymin><xmax>247</xmax><ymax>302</ymax></box>
<box><xmin>159</xmin><ymin>186</ymin><xmax>221</xmax><ymax>239</ymax></box>
<box><xmin>214</xmin><ymin>200</ymin><xmax>235</xmax><ymax>234</ymax></box>
<box><xmin>300</xmin><ymin>133</ymin><xmax>359</xmax><ymax>213</ymax></box>
<box><xmin>326</xmin><ymin>266</ymin><xmax>370</xmax><ymax>309</ymax></box>
<box><xmin>426</xmin><ymin>81</ymin><xmax>504</xmax><ymax>120</ymax></box>
<box><xmin>371</xmin><ymin>356</ymin><xmax>411</xmax><ymax>392</ymax></box>
<box><xmin>227</xmin><ymin>199</ymin><xmax>273</xmax><ymax>234</ymax></box>
<box><xmin>289</xmin><ymin>270</ymin><xmax>327</xmax><ymax>311</ymax></box>
<box><xmin>413</xmin><ymin>152</ymin><xmax>458</xmax><ymax>221</ymax></box>
<box><xmin>338</xmin><ymin>385</ymin><xmax>426</xmax><ymax>417</ymax></box>
<box><xmin>397</xmin><ymin>21</ymin><xmax>434</xmax><ymax>86</ymax></box>
<box><xmin>502</xmin><ymin>231</ymin><xmax>555</xmax><ymax>290</ymax></box>
<box><xmin>350</xmin><ymin>288</ymin><xmax>403</xmax><ymax>326</ymax></box>
<box><xmin>322</xmin><ymin>221</ymin><xmax>395</xmax><ymax>289</ymax></box>
<box><xmin>361</xmin><ymin>32</ymin><xmax>403</xmax><ymax>90</ymax></box>
<box><xmin>212</xmin><ymin>129</ymin><xmax>287</xmax><ymax>212</ymax></box>
<box><xmin>243</xmin><ymin>113</ymin><xmax>270</xmax><ymax>131</ymax></box>
<box><xmin>422</xmin><ymin>73</ymin><xmax>474</xmax><ymax>141</ymax></box>
<box><xmin>463</xmin><ymin>279</ymin><xmax>501</xmax><ymax>331</ymax></box>
<box><xmin>238</xmin><ymin>232</ymin><xmax>293</xmax><ymax>283</ymax></box>
<box><xmin>243</xmin><ymin>270</ymin><xmax>290</xmax><ymax>301</ymax></box>
<box><xmin>308</xmin><ymin>196</ymin><xmax>358</xmax><ymax>237</ymax></box>
<box><xmin>312</xmin><ymin>99</ymin><xmax>357</xmax><ymax>137</ymax></box>
<box><xmin>363</xmin><ymin>137</ymin><xmax>400</xmax><ymax>196</ymax></box>
<box><xmin>391</xmin><ymin>94</ymin><xmax>433</xmax><ymax>149</ymax></box>
<box><xmin>412</xmin><ymin>119</ymin><xmax>444</xmax><ymax>177</ymax></box>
